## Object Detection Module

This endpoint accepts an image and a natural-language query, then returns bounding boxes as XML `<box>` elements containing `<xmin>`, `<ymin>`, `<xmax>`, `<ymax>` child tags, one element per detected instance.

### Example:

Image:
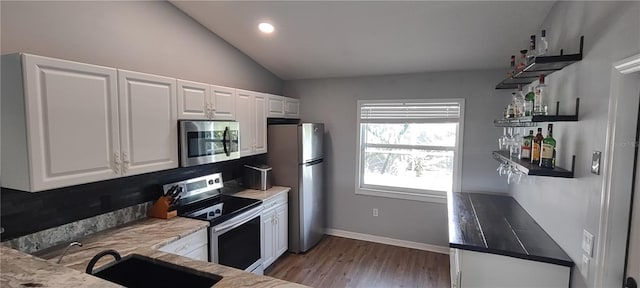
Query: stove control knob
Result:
<box><xmin>214</xmin><ymin>178</ymin><xmax>220</xmax><ymax>183</ymax></box>
<box><xmin>208</xmin><ymin>180</ymin><xmax>214</xmax><ymax>185</ymax></box>
<box><xmin>215</xmin><ymin>209</ymin><xmax>221</xmax><ymax>214</ymax></box>
<box><xmin>208</xmin><ymin>211</ymin><xmax>216</xmax><ymax>217</ymax></box>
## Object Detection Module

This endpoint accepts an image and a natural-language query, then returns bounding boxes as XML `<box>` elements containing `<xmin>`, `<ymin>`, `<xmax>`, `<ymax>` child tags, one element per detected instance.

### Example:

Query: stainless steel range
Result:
<box><xmin>164</xmin><ymin>173</ymin><xmax>263</xmax><ymax>274</ymax></box>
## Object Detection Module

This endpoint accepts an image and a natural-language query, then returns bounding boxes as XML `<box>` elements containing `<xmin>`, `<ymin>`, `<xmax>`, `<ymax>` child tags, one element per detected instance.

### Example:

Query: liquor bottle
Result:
<box><xmin>507</xmin><ymin>96</ymin><xmax>515</xmax><ymax>118</ymax></box>
<box><xmin>524</xmin><ymin>86</ymin><xmax>535</xmax><ymax>116</ymax></box>
<box><xmin>538</xmin><ymin>30</ymin><xmax>549</xmax><ymax>56</ymax></box>
<box><xmin>534</xmin><ymin>75</ymin><xmax>547</xmax><ymax>115</ymax></box>
<box><xmin>521</xmin><ymin>130</ymin><xmax>534</xmax><ymax>160</ymax></box>
<box><xmin>526</xmin><ymin>35</ymin><xmax>536</xmax><ymax>63</ymax></box>
<box><xmin>508</xmin><ymin>55</ymin><xmax>516</xmax><ymax>77</ymax></box>
<box><xmin>516</xmin><ymin>50</ymin><xmax>528</xmax><ymax>71</ymax></box>
<box><xmin>540</xmin><ymin>124</ymin><xmax>556</xmax><ymax>168</ymax></box>
<box><xmin>514</xmin><ymin>85</ymin><xmax>525</xmax><ymax>117</ymax></box>
<box><xmin>531</xmin><ymin>128</ymin><xmax>544</xmax><ymax>164</ymax></box>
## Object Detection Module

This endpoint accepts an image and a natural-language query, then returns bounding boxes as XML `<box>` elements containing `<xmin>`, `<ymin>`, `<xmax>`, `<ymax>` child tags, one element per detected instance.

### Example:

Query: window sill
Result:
<box><xmin>355</xmin><ymin>187</ymin><xmax>448</xmax><ymax>204</ymax></box>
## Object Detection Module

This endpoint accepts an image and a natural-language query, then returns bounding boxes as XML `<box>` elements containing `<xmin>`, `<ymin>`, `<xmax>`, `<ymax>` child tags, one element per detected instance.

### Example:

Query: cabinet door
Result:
<box><xmin>450</xmin><ymin>248</ymin><xmax>461</xmax><ymax>288</ymax></box>
<box><xmin>262</xmin><ymin>208</ymin><xmax>276</xmax><ymax>268</ymax></box>
<box><xmin>177</xmin><ymin>79</ymin><xmax>210</xmax><ymax>120</ymax></box>
<box><xmin>267</xmin><ymin>94</ymin><xmax>285</xmax><ymax>118</ymax></box>
<box><xmin>236</xmin><ymin>89</ymin><xmax>254</xmax><ymax>157</ymax></box>
<box><xmin>211</xmin><ymin>85</ymin><xmax>236</xmax><ymax>120</ymax></box>
<box><xmin>275</xmin><ymin>203</ymin><xmax>289</xmax><ymax>257</ymax></box>
<box><xmin>254</xmin><ymin>93</ymin><xmax>268</xmax><ymax>154</ymax></box>
<box><xmin>284</xmin><ymin>97</ymin><xmax>300</xmax><ymax>119</ymax></box>
<box><xmin>118</xmin><ymin>70</ymin><xmax>178</xmax><ymax>176</ymax></box>
<box><xmin>22</xmin><ymin>54</ymin><xmax>120</xmax><ymax>191</ymax></box>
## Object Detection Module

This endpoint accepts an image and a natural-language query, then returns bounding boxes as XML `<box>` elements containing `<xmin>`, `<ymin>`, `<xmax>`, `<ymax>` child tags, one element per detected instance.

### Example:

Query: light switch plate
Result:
<box><xmin>582</xmin><ymin>229</ymin><xmax>594</xmax><ymax>256</ymax></box>
<box><xmin>592</xmin><ymin>151</ymin><xmax>601</xmax><ymax>175</ymax></box>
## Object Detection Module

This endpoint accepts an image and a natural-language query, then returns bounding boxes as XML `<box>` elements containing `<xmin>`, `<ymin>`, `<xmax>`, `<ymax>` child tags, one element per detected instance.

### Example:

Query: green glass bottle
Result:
<box><xmin>540</xmin><ymin>124</ymin><xmax>556</xmax><ymax>168</ymax></box>
<box><xmin>524</xmin><ymin>87</ymin><xmax>535</xmax><ymax>116</ymax></box>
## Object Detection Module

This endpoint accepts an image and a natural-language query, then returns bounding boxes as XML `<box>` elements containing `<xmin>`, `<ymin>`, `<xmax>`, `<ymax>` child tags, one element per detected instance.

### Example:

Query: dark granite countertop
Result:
<box><xmin>447</xmin><ymin>192</ymin><xmax>574</xmax><ymax>267</ymax></box>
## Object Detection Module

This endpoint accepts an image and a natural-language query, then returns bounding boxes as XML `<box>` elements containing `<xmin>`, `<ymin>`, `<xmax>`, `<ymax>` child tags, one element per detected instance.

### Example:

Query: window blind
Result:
<box><xmin>359</xmin><ymin>101</ymin><xmax>461</xmax><ymax>123</ymax></box>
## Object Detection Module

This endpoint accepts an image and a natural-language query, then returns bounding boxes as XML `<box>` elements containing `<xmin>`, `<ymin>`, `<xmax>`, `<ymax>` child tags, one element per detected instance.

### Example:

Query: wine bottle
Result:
<box><xmin>521</xmin><ymin>130</ymin><xmax>534</xmax><ymax>160</ymax></box>
<box><xmin>531</xmin><ymin>128</ymin><xmax>544</xmax><ymax>165</ymax></box>
<box><xmin>540</xmin><ymin>124</ymin><xmax>556</xmax><ymax>168</ymax></box>
<box><xmin>527</xmin><ymin>35</ymin><xmax>536</xmax><ymax>63</ymax></box>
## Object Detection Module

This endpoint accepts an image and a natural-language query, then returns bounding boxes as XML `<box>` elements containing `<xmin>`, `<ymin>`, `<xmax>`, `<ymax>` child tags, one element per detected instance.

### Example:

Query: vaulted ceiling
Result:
<box><xmin>171</xmin><ymin>1</ymin><xmax>555</xmax><ymax>80</ymax></box>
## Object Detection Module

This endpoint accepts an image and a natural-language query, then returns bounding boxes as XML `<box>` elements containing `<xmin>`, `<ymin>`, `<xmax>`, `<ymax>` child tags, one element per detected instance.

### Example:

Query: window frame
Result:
<box><xmin>354</xmin><ymin>98</ymin><xmax>465</xmax><ymax>203</ymax></box>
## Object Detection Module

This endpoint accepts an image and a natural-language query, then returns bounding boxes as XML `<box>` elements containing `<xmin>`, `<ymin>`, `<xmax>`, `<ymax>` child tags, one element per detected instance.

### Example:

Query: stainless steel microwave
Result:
<box><xmin>179</xmin><ymin>120</ymin><xmax>240</xmax><ymax>167</ymax></box>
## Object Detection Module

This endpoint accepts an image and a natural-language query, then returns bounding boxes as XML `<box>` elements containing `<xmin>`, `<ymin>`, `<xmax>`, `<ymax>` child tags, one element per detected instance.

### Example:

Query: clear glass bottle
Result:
<box><xmin>534</xmin><ymin>75</ymin><xmax>547</xmax><ymax>115</ymax></box>
<box><xmin>527</xmin><ymin>35</ymin><xmax>536</xmax><ymax>63</ymax></box>
<box><xmin>524</xmin><ymin>86</ymin><xmax>535</xmax><ymax>116</ymax></box>
<box><xmin>513</xmin><ymin>85</ymin><xmax>525</xmax><ymax>118</ymax></box>
<box><xmin>540</xmin><ymin>124</ymin><xmax>556</xmax><ymax>168</ymax></box>
<box><xmin>538</xmin><ymin>30</ymin><xmax>549</xmax><ymax>56</ymax></box>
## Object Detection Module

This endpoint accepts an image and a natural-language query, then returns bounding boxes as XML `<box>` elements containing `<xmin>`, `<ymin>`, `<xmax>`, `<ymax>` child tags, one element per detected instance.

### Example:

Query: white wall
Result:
<box><xmin>284</xmin><ymin>70</ymin><xmax>509</xmax><ymax>247</ymax></box>
<box><xmin>508</xmin><ymin>2</ymin><xmax>640</xmax><ymax>288</ymax></box>
<box><xmin>0</xmin><ymin>1</ymin><xmax>282</xmax><ymax>94</ymax></box>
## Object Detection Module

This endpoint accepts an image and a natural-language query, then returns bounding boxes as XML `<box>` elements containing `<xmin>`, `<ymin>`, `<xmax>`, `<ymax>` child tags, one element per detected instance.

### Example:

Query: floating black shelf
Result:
<box><xmin>492</xmin><ymin>150</ymin><xmax>575</xmax><ymax>178</ymax></box>
<box><xmin>494</xmin><ymin>98</ymin><xmax>580</xmax><ymax>127</ymax></box>
<box><xmin>496</xmin><ymin>36</ymin><xmax>584</xmax><ymax>90</ymax></box>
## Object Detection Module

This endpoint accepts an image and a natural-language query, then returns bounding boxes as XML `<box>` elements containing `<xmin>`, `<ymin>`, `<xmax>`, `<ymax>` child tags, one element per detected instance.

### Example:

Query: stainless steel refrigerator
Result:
<box><xmin>267</xmin><ymin>123</ymin><xmax>324</xmax><ymax>253</ymax></box>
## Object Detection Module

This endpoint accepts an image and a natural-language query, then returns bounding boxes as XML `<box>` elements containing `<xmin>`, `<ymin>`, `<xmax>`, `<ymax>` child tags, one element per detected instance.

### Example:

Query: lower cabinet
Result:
<box><xmin>159</xmin><ymin>228</ymin><xmax>208</xmax><ymax>261</ymax></box>
<box><xmin>262</xmin><ymin>192</ymin><xmax>288</xmax><ymax>269</ymax></box>
<box><xmin>450</xmin><ymin>248</ymin><xmax>570</xmax><ymax>288</ymax></box>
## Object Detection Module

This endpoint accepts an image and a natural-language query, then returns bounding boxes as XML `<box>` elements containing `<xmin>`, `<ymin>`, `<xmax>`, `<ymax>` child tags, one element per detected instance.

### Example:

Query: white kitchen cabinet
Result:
<box><xmin>261</xmin><ymin>191</ymin><xmax>288</xmax><ymax>269</ymax></box>
<box><xmin>1</xmin><ymin>54</ymin><xmax>180</xmax><ymax>192</ymax></box>
<box><xmin>236</xmin><ymin>89</ymin><xmax>267</xmax><ymax>157</ymax></box>
<box><xmin>118</xmin><ymin>70</ymin><xmax>179</xmax><ymax>176</ymax></box>
<box><xmin>267</xmin><ymin>94</ymin><xmax>285</xmax><ymax>118</ymax></box>
<box><xmin>449</xmin><ymin>248</ymin><xmax>570</xmax><ymax>288</ymax></box>
<box><xmin>211</xmin><ymin>85</ymin><xmax>236</xmax><ymax>120</ymax></box>
<box><xmin>159</xmin><ymin>228</ymin><xmax>208</xmax><ymax>261</ymax></box>
<box><xmin>177</xmin><ymin>79</ymin><xmax>210</xmax><ymax>120</ymax></box>
<box><xmin>284</xmin><ymin>97</ymin><xmax>300</xmax><ymax>119</ymax></box>
<box><xmin>1</xmin><ymin>54</ymin><xmax>120</xmax><ymax>192</ymax></box>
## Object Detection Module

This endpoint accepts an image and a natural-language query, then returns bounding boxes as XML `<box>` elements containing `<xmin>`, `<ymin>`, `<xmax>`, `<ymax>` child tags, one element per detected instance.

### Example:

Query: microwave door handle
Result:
<box><xmin>223</xmin><ymin>126</ymin><xmax>230</xmax><ymax>156</ymax></box>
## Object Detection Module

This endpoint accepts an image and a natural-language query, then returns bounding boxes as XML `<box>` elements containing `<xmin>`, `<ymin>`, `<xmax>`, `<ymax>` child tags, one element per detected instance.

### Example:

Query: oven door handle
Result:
<box><xmin>213</xmin><ymin>207</ymin><xmax>262</xmax><ymax>234</ymax></box>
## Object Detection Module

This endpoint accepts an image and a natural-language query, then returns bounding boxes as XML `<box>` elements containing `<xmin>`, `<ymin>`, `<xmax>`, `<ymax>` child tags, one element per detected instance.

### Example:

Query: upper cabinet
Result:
<box><xmin>177</xmin><ymin>81</ymin><xmax>236</xmax><ymax>121</ymax></box>
<box><xmin>267</xmin><ymin>94</ymin><xmax>300</xmax><ymax>119</ymax></box>
<box><xmin>210</xmin><ymin>85</ymin><xmax>236</xmax><ymax>120</ymax></box>
<box><xmin>236</xmin><ymin>90</ymin><xmax>267</xmax><ymax>157</ymax></box>
<box><xmin>118</xmin><ymin>70</ymin><xmax>179</xmax><ymax>176</ymax></box>
<box><xmin>1</xmin><ymin>54</ymin><xmax>178</xmax><ymax>192</ymax></box>
<box><xmin>284</xmin><ymin>98</ymin><xmax>300</xmax><ymax>119</ymax></box>
<box><xmin>177</xmin><ymin>80</ymin><xmax>210</xmax><ymax>120</ymax></box>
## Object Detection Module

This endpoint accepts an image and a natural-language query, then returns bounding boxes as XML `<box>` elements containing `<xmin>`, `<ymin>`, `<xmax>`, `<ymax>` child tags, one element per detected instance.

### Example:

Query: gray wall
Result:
<box><xmin>284</xmin><ymin>70</ymin><xmax>509</xmax><ymax>247</ymax></box>
<box><xmin>0</xmin><ymin>1</ymin><xmax>282</xmax><ymax>94</ymax></box>
<box><xmin>507</xmin><ymin>2</ymin><xmax>640</xmax><ymax>288</ymax></box>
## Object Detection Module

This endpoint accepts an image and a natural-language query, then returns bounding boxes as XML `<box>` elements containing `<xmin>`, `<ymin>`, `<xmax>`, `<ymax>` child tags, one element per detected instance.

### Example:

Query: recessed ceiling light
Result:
<box><xmin>258</xmin><ymin>23</ymin><xmax>275</xmax><ymax>34</ymax></box>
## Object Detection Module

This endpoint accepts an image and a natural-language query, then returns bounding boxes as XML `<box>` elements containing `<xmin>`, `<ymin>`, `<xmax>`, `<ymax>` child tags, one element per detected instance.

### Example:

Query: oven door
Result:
<box><xmin>179</xmin><ymin>121</ymin><xmax>240</xmax><ymax>167</ymax></box>
<box><xmin>210</xmin><ymin>206</ymin><xmax>262</xmax><ymax>273</ymax></box>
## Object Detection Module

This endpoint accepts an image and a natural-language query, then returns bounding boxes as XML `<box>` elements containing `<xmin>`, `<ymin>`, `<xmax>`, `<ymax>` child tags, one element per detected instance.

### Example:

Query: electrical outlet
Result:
<box><xmin>373</xmin><ymin>208</ymin><xmax>379</xmax><ymax>217</ymax></box>
<box><xmin>582</xmin><ymin>230</ymin><xmax>594</xmax><ymax>257</ymax></box>
<box><xmin>581</xmin><ymin>254</ymin><xmax>590</xmax><ymax>278</ymax></box>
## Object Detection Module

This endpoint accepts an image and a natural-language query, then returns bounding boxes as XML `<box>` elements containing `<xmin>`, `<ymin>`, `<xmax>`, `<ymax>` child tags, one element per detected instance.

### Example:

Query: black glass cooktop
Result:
<box><xmin>177</xmin><ymin>194</ymin><xmax>261</xmax><ymax>226</ymax></box>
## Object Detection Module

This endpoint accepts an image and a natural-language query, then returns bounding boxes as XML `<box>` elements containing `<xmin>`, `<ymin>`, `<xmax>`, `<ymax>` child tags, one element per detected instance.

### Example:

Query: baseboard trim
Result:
<box><xmin>325</xmin><ymin>228</ymin><xmax>450</xmax><ymax>255</ymax></box>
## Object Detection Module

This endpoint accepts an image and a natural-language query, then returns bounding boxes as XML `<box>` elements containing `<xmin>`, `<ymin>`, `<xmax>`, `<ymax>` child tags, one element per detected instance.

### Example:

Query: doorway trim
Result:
<box><xmin>595</xmin><ymin>53</ymin><xmax>640</xmax><ymax>288</ymax></box>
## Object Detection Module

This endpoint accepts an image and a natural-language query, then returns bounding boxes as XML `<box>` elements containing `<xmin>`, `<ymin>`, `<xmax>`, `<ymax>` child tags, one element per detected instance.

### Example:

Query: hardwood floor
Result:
<box><xmin>265</xmin><ymin>235</ymin><xmax>451</xmax><ymax>288</ymax></box>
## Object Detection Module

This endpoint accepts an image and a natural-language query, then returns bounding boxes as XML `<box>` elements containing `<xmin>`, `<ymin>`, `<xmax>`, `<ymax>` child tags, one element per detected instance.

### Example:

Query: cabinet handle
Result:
<box><xmin>113</xmin><ymin>153</ymin><xmax>121</xmax><ymax>174</ymax></box>
<box><xmin>122</xmin><ymin>152</ymin><xmax>130</xmax><ymax>174</ymax></box>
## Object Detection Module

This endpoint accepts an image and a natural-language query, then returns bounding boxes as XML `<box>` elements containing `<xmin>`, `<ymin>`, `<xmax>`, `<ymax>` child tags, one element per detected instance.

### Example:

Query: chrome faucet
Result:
<box><xmin>56</xmin><ymin>241</ymin><xmax>83</xmax><ymax>264</ymax></box>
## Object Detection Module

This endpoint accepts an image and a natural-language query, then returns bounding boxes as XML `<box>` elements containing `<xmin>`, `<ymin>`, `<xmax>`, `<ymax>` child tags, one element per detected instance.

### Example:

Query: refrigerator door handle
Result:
<box><xmin>304</xmin><ymin>159</ymin><xmax>323</xmax><ymax>166</ymax></box>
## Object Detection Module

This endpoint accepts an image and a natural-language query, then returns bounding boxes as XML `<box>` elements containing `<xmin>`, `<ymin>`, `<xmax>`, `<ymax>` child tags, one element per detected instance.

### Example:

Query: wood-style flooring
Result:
<box><xmin>265</xmin><ymin>235</ymin><xmax>451</xmax><ymax>288</ymax></box>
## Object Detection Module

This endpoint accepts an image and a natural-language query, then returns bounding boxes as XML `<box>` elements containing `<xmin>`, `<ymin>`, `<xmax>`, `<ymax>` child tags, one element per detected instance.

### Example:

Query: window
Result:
<box><xmin>355</xmin><ymin>99</ymin><xmax>464</xmax><ymax>203</ymax></box>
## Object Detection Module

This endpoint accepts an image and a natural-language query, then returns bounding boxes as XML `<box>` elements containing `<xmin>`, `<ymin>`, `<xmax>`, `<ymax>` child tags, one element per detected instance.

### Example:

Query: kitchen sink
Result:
<box><xmin>89</xmin><ymin>254</ymin><xmax>222</xmax><ymax>288</ymax></box>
